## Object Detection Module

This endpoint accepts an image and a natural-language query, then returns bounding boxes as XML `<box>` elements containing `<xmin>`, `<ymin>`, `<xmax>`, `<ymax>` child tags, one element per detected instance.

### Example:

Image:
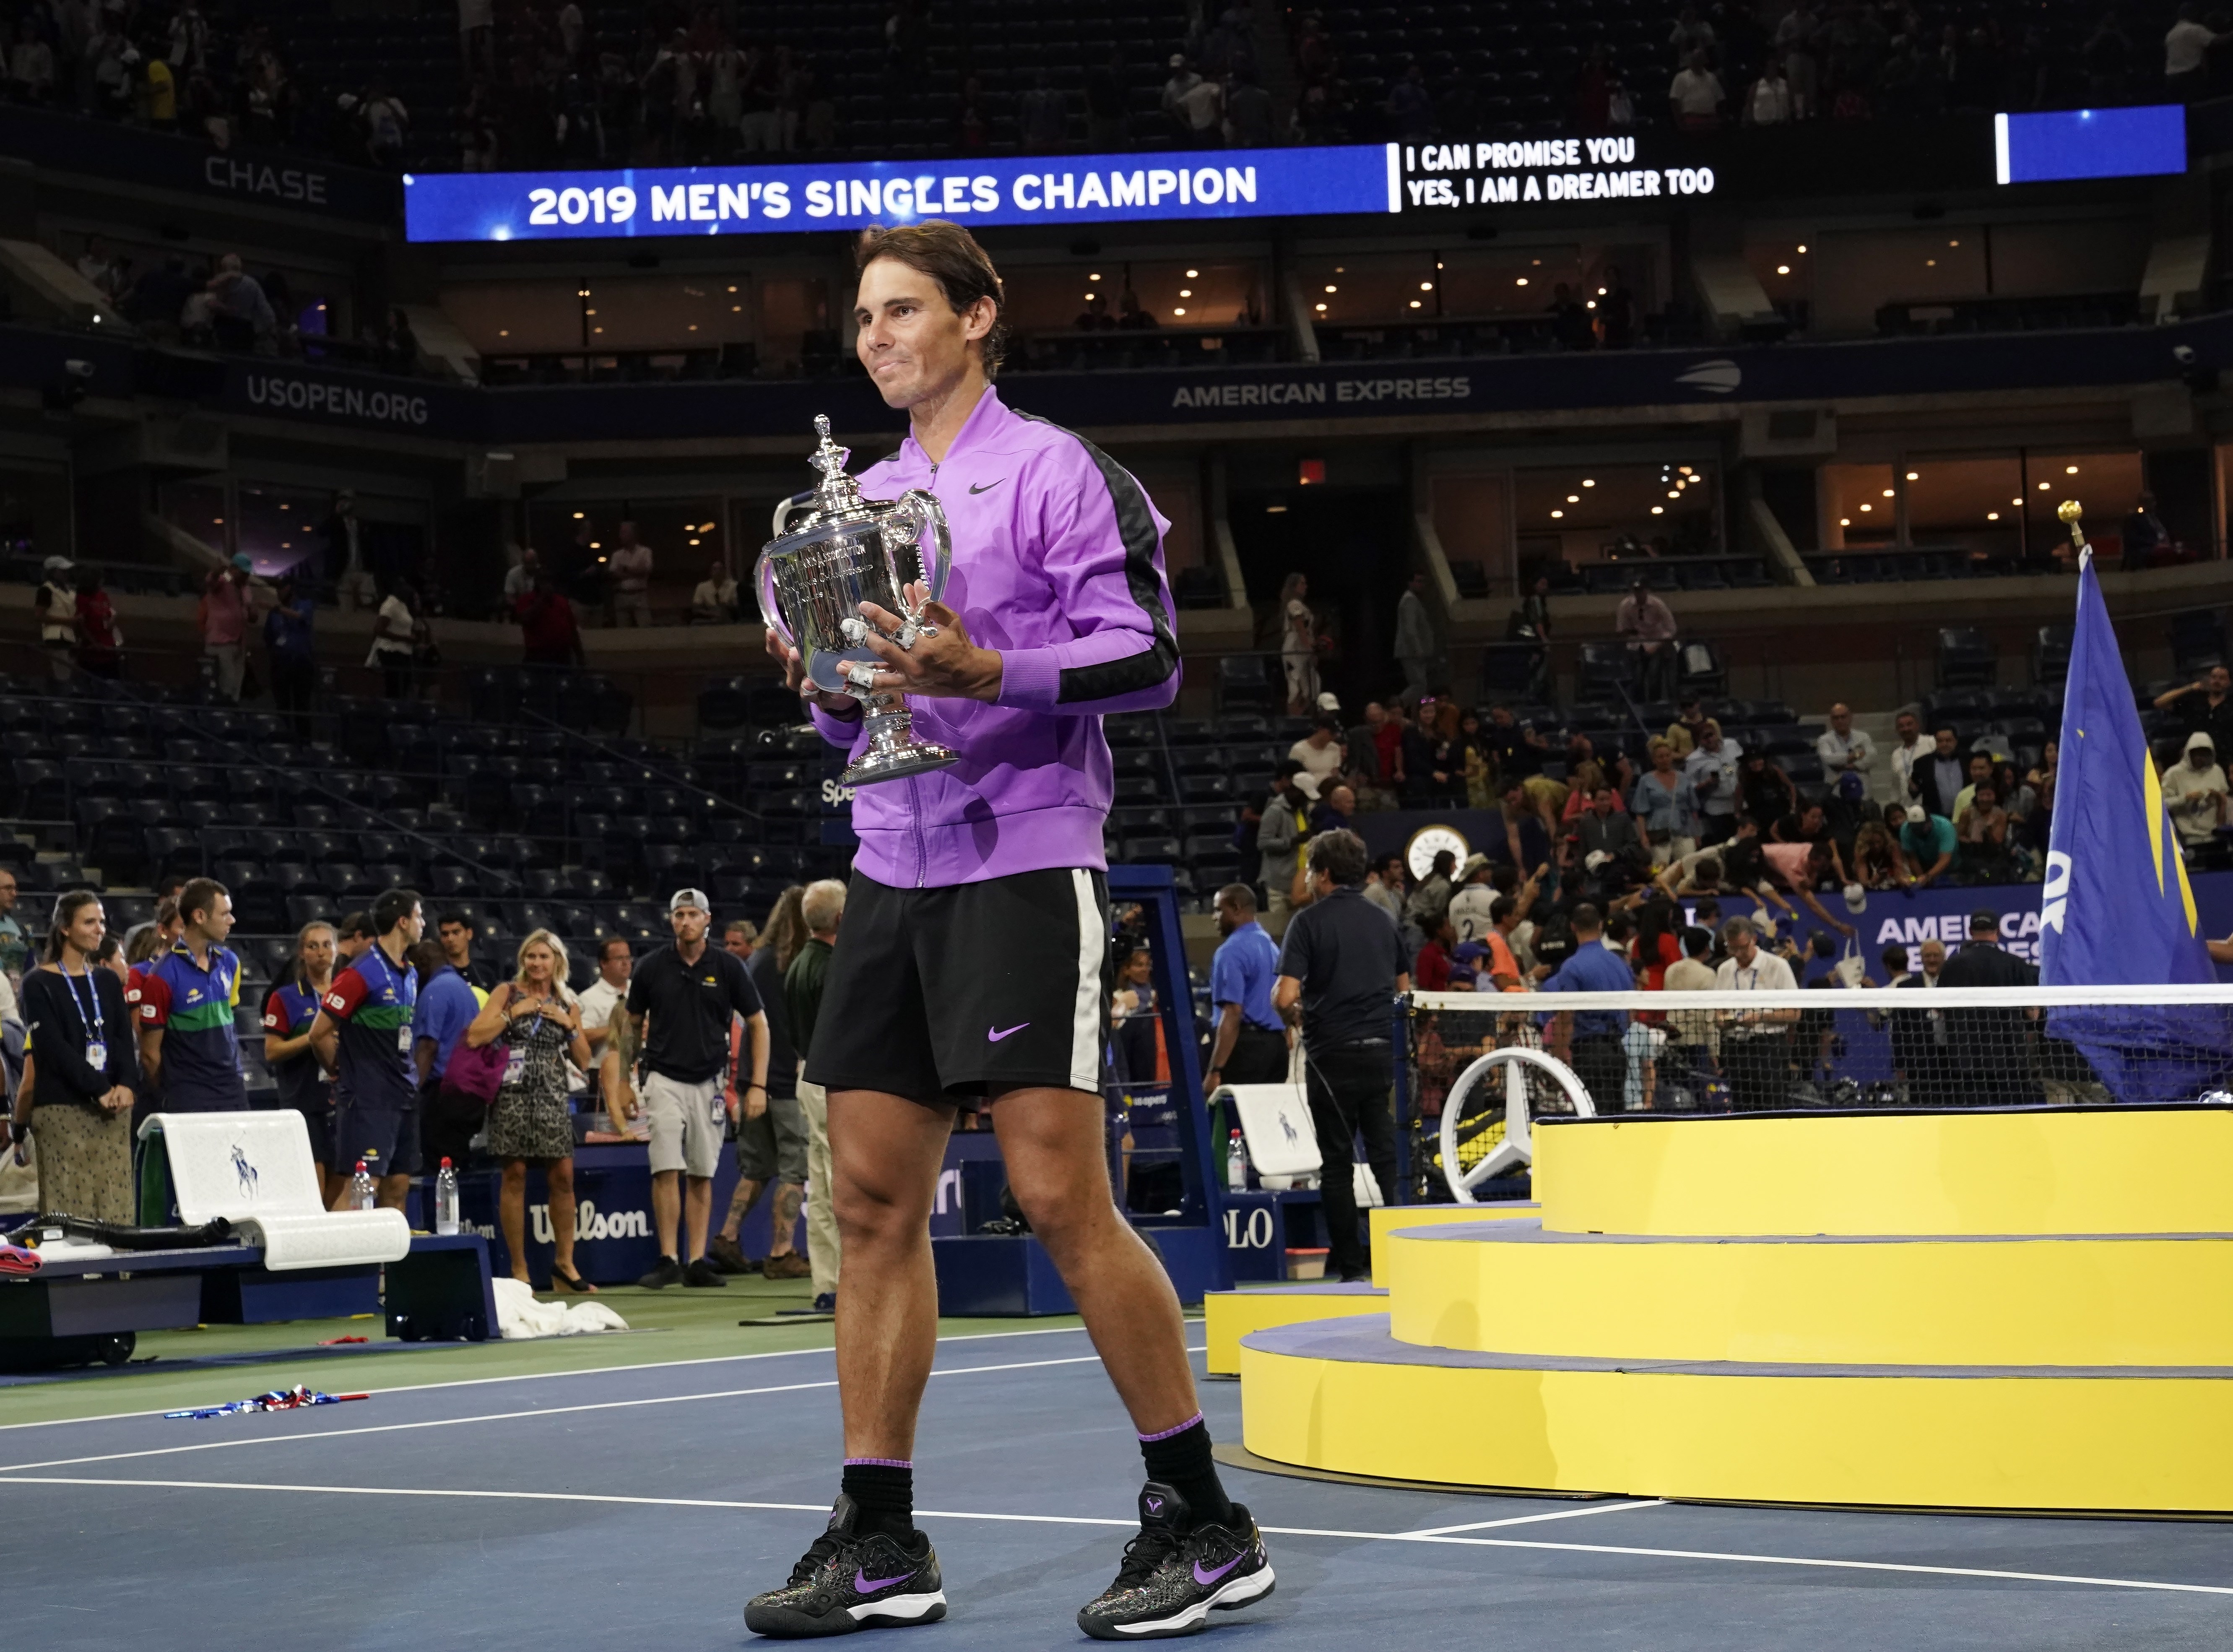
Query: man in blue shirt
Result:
<box><xmin>1203</xmin><ymin>883</ymin><xmax>1289</xmax><ymax>1093</ymax></box>
<box><xmin>411</xmin><ymin>940</ymin><xmax>484</xmax><ymax>1169</ymax></box>
<box><xmin>1534</xmin><ymin>903</ymin><xmax>1633</xmax><ymax>1112</ymax></box>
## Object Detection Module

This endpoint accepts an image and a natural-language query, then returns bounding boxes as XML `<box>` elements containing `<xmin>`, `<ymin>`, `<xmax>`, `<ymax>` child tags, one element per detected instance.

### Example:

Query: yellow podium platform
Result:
<box><xmin>1239</xmin><ymin>1108</ymin><xmax>2233</xmax><ymax>1512</ymax></box>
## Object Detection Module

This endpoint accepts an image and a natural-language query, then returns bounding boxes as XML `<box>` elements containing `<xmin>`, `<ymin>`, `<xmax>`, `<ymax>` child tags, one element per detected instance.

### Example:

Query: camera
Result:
<box><xmin>2174</xmin><ymin>344</ymin><xmax>2197</xmax><ymax>365</ymax></box>
<box><xmin>63</xmin><ymin>359</ymin><xmax>94</xmax><ymax>379</ymax></box>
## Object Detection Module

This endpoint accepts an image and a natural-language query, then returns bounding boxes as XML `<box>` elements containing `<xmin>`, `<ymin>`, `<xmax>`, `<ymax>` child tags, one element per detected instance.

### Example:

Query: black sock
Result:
<box><xmin>1139</xmin><ymin>1415</ymin><xmax>1233</xmax><ymax>1529</ymax></box>
<box><xmin>841</xmin><ymin>1459</ymin><xmax>915</xmax><ymax>1542</ymax></box>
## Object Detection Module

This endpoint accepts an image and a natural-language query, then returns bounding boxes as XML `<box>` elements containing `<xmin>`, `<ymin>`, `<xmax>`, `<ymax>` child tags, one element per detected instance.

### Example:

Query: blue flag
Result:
<box><xmin>2039</xmin><ymin>549</ymin><xmax>2233</xmax><ymax>1102</ymax></box>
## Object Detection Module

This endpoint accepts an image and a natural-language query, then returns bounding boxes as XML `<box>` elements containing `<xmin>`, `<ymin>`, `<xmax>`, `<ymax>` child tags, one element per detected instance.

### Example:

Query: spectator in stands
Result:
<box><xmin>1410</xmin><ymin>702</ymin><xmax>1469</xmax><ymax>809</ymax></box>
<box><xmin>1393</xmin><ymin>571</ymin><xmax>1439</xmax><ymax>704</ymax></box>
<box><xmin>264</xmin><ymin>572</ymin><xmax>316</xmax><ymax>743</ymax></box>
<box><xmin>1887</xmin><ymin>709</ymin><xmax>1926</xmax><ymax>802</ymax></box>
<box><xmin>1414</xmin><ymin>915</ymin><xmax>1457</xmax><ymax>991</ymax></box>
<box><xmin>516</xmin><ymin>567</ymin><xmax>585</xmax><ymax>668</ymax></box>
<box><xmin>500</xmin><ymin>548</ymin><xmax>540</xmax><ymax>606</ymax></box>
<box><xmin>2162</xmin><ymin>732</ymin><xmax>2230</xmax><ymax>855</ymax></box>
<box><xmin>577</xmin><ymin>937</ymin><xmax>632</xmax><ymax>1057</ymax></box>
<box><xmin>2124</xmin><ymin>490</ymin><xmax>2172</xmax><ymax>565</ymax></box>
<box><xmin>1387</xmin><ymin>60</ymin><xmax>1433</xmax><ymax>138</ymax></box>
<box><xmin>1290</xmin><ymin>715</ymin><xmax>1345</xmax><ymax>784</ymax></box>
<box><xmin>9</xmin><ymin>21</ymin><xmax>56</xmax><ymax>104</ymax></box>
<box><xmin>1446</xmin><ymin>854</ymin><xmax>1497</xmax><ymax>943</ymax></box>
<box><xmin>1615</xmin><ymin>576</ymin><xmax>1679</xmax><ymax>701</ymax></box>
<box><xmin>1713</xmin><ymin>916</ymin><xmax>1799</xmax><ymax>1111</ymax></box>
<box><xmin>713</xmin><ymin>889</ymin><xmax>810</xmax><ymax>1281</ymax></box>
<box><xmin>1851</xmin><ymin>815</ymin><xmax>1901</xmax><ymax>888</ymax></box>
<box><xmin>1084</xmin><ymin>44</ymin><xmax>1130</xmax><ymax>147</ymax></box>
<box><xmin>1576</xmin><ymin>787</ymin><xmax>1650</xmax><ymax>899</ymax></box>
<box><xmin>0</xmin><ymin>869</ymin><xmax>25</xmax><ymax>984</ymax></box>
<box><xmin>1688</xmin><ymin>723</ymin><xmax>1742</xmax><ymax>844</ymax></box>
<box><xmin>1815</xmin><ymin>703</ymin><xmax>1874</xmax><ymax>784</ymax></box>
<box><xmin>1937</xmin><ymin>908</ymin><xmax>2041</xmax><ymax>1105</ymax></box>
<box><xmin>1343</xmin><ymin>702</ymin><xmax>1386</xmax><ymax>784</ymax></box>
<box><xmin>1204</xmin><ymin>883</ymin><xmax>1289</xmax><ymax>1096</ymax></box>
<box><xmin>1363</xmin><ymin>853</ymin><xmax>1407</xmax><ymax>926</ymax></box>
<box><xmin>312</xmin><ymin>887</ymin><xmax>424</xmax><ymax>1210</ymax></box>
<box><xmin>607</xmin><ymin>520</ymin><xmax>654</xmax><ymax>626</ymax></box>
<box><xmin>1951</xmin><ymin>752</ymin><xmax>1994</xmax><ymax>825</ymax></box>
<box><xmin>437</xmin><ymin>908</ymin><xmax>499</xmax><ymax>991</ymax></box>
<box><xmin>1255</xmin><ymin>762</ymin><xmax>1311</xmax><ymax>927</ymax></box>
<box><xmin>1745</xmin><ymin>53</ymin><xmax>1794</xmax><ymax>122</ymax></box>
<box><xmin>1225</xmin><ymin>67</ymin><xmax>1274</xmax><ymax>146</ymax></box>
<box><xmin>2166</xmin><ymin>3</ymin><xmax>2229</xmax><ymax>97</ymax></box>
<box><xmin>322</xmin><ymin>489</ymin><xmax>377</xmax><ymax>611</ymax></box>
<box><xmin>1275</xmin><ymin>829</ymin><xmax>1407</xmax><ymax>1282</ymax></box>
<box><xmin>1669</xmin><ymin>48</ymin><xmax>1725</xmax><ymax>129</ymax></box>
<box><xmin>411</xmin><ymin>936</ymin><xmax>481</xmax><ymax>1171</ymax></box>
<box><xmin>1534</xmin><ymin>902</ymin><xmax>1631</xmax><ymax>1105</ymax></box>
<box><xmin>1632</xmin><ymin>739</ymin><xmax>1700</xmax><ymax>865</ymax></box>
<box><xmin>1664</xmin><ymin>697</ymin><xmax>1708</xmax><ymax>757</ymax></box>
<box><xmin>1956</xmin><ymin>782</ymin><xmax>2013</xmax><ymax>879</ymax></box>
<box><xmin>7</xmin><ymin>891</ymin><xmax>136</xmax><ymax>1222</ymax></box>
<box><xmin>207</xmin><ymin>254</ymin><xmax>276</xmax><ymax>354</ymax></box>
<box><xmin>1547</xmin><ymin>282</ymin><xmax>1595</xmax><ymax>350</ymax></box>
<box><xmin>725</xmin><ymin>919</ymin><xmax>758</xmax><ymax>960</ymax></box>
<box><xmin>369</xmin><ymin>577</ymin><xmax>420</xmax><ymax>699</ymax></box>
<box><xmin>1898</xmin><ymin>802</ymin><xmax>1957</xmax><ymax>889</ymax></box>
<box><xmin>2154</xmin><ymin>664</ymin><xmax>2233</xmax><ymax>756</ymax></box>
<box><xmin>1480</xmin><ymin>702</ymin><xmax>1547</xmax><ymax>788</ymax></box>
<box><xmin>1493</xmin><ymin>780</ymin><xmax>1557</xmax><ymax>875</ymax></box>
<box><xmin>786</xmin><ymin>878</ymin><xmax>844</xmax><ymax>1312</ymax></box>
<box><xmin>262</xmin><ymin>919</ymin><xmax>341</xmax><ymax>1206</ymax></box>
<box><xmin>1911</xmin><ymin>726</ymin><xmax>1968</xmax><ymax>819</ymax></box>
<box><xmin>363</xmin><ymin>74</ymin><xmax>410</xmax><ymax>165</ymax></box>
<box><xmin>628</xmin><ymin>889</ymin><xmax>765</xmax><ymax>1289</ymax></box>
<box><xmin>1730</xmin><ymin>748</ymin><xmax>1792</xmax><ymax>830</ymax></box>
<box><xmin>690</xmin><ymin>560</ymin><xmax>739</xmax><ymax>624</ymax></box>
<box><xmin>1310</xmin><ymin>783</ymin><xmax>1358</xmax><ymax>838</ymax></box>
<box><xmin>34</xmin><ymin>556</ymin><xmax>76</xmax><ymax>682</ymax></box>
<box><xmin>1018</xmin><ymin>68</ymin><xmax>1067</xmax><ymax>149</ymax></box>
<box><xmin>1279</xmin><ymin>571</ymin><xmax>1320</xmax><ymax>714</ymax></box>
<box><xmin>1406</xmin><ymin>848</ymin><xmax>1459</xmax><ymax>934</ymax></box>
<box><xmin>198</xmin><ymin>554</ymin><xmax>255</xmax><ymax>701</ymax></box>
<box><xmin>135</xmin><ymin>877</ymin><xmax>245</xmax><ymax>1113</ymax></box>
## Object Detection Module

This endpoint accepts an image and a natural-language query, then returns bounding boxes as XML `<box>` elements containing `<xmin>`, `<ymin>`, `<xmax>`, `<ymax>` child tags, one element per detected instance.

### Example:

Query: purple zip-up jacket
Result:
<box><xmin>810</xmin><ymin>386</ymin><xmax>1179</xmax><ymax>888</ymax></box>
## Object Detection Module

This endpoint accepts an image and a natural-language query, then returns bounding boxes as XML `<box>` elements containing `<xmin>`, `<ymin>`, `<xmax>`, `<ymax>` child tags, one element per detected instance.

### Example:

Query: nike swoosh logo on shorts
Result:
<box><xmin>1193</xmin><ymin>1553</ymin><xmax>1245</xmax><ymax>1586</ymax></box>
<box><xmin>855</xmin><ymin>1568</ymin><xmax>911</xmax><ymax>1594</ymax></box>
<box><xmin>988</xmin><ymin>1022</ymin><xmax>1029</xmax><ymax>1041</ymax></box>
<box><xmin>969</xmin><ymin>479</ymin><xmax>1005</xmax><ymax>494</ymax></box>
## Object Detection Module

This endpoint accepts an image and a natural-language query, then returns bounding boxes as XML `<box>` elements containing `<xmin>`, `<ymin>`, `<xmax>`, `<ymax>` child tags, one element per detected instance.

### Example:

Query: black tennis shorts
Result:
<box><xmin>803</xmin><ymin>866</ymin><xmax>1112</xmax><ymax>1106</ymax></box>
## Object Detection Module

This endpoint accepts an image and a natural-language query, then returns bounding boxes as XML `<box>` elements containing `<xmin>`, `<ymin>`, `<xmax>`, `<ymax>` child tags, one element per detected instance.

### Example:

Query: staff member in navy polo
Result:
<box><xmin>1532</xmin><ymin>902</ymin><xmax>1632</xmax><ymax>1110</ymax></box>
<box><xmin>1203</xmin><ymin>882</ymin><xmax>1290</xmax><ymax>1093</ymax></box>
<box><xmin>1273</xmin><ymin>830</ymin><xmax>1409</xmax><ymax>1283</ymax></box>
<box><xmin>413</xmin><ymin>937</ymin><xmax>487</xmax><ymax>1171</ymax></box>
<box><xmin>261</xmin><ymin>918</ymin><xmax>341</xmax><ymax>1206</ymax></box>
<box><xmin>309</xmin><ymin>887</ymin><xmax>424</xmax><ymax>1211</ymax></box>
<box><xmin>133</xmin><ymin>877</ymin><xmax>247</xmax><ymax>1112</ymax></box>
<box><xmin>626</xmin><ymin>888</ymin><xmax>768</xmax><ymax>1290</ymax></box>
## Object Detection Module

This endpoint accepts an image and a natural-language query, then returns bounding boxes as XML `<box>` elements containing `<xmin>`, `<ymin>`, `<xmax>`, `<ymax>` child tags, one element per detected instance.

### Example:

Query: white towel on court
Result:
<box><xmin>492</xmin><ymin>1276</ymin><xmax>630</xmax><ymax>1340</ymax></box>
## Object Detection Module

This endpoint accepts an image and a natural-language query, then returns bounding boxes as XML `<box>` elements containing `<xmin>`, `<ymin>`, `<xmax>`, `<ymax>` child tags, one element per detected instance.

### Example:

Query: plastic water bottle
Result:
<box><xmin>434</xmin><ymin>1158</ymin><xmax>460</xmax><ymax>1235</ymax></box>
<box><xmin>1227</xmin><ymin>1129</ymin><xmax>1249</xmax><ymax>1192</ymax></box>
<box><xmin>349</xmin><ymin>1160</ymin><xmax>377</xmax><ymax>1212</ymax></box>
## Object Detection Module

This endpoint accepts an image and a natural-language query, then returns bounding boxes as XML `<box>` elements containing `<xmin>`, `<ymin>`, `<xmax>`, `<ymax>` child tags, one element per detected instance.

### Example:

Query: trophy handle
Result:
<box><xmin>772</xmin><ymin>490</ymin><xmax>821</xmax><ymax>540</ymax></box>
<box><xmin>752</xmin><ymin>549</ymin><xmax>796</xmax><ymax>654</ymax></box>
<box><xmin>885</xmin><ymin>489</ymin><xmax>952</xmax><ymax>619</ymax></box>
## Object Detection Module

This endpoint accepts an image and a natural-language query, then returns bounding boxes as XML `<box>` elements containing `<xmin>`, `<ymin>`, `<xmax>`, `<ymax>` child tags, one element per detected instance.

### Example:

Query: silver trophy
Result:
<box><xmin>757</xmin><ymin>415</ymin><xmax>959</xmax><ymax>786</ymax></box>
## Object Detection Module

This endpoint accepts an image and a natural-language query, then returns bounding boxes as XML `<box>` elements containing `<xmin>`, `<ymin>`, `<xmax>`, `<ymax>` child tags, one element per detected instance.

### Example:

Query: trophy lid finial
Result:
<box><xmin>805</xmin><ymin>414</ymin><xmax>861</xmax><ymax>512</ymax></box>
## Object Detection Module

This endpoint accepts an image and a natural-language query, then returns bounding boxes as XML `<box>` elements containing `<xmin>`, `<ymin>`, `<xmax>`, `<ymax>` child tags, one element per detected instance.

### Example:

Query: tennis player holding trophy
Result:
<box><xmin>748</xmin><ymin>221</ymin><xmax>1274</xmax><ymax>1641</ymax></box>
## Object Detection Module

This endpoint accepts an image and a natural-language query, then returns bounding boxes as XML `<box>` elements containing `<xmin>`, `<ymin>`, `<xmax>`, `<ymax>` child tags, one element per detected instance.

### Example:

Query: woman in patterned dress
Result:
<box><xmin>464</xmin><ymin>930</ymin><xmax>596</xmax><ymax>1293</ymax></box>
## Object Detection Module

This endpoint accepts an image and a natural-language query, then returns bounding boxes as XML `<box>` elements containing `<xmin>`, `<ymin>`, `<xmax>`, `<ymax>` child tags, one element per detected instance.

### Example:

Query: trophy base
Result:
<box><xmin>843</xmin><ymin>741</ymin><xmax>958</xmax><ymax>786</ymax></box>
<box><xmin>843</xmin><ymin>706</ymin><xmax>957</xmax><ymax>786</ymax></box>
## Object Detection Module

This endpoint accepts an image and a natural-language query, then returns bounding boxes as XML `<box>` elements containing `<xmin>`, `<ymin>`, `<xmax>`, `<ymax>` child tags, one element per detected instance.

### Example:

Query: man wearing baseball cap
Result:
<box><xmin>624</xmin><ymin>888</ymin><xmax>769</xmax><ymax>1288</ymax></box>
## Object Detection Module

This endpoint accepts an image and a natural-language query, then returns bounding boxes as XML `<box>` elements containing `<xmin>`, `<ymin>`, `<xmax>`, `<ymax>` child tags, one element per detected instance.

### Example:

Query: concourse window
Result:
<box><xmin>1821</xmin><ymin>464</ymin><xmax>1896</xmax><ymax>548</ymax></box>
<box><xmin>235</xmin><ymin>484</ymin><xmax>333</xmax><ymax>580</ymax></box>
<box><xmin>1513</xmin><ymin>460</ymin><xmax>1721</xmax><ymax>566</ymax></box>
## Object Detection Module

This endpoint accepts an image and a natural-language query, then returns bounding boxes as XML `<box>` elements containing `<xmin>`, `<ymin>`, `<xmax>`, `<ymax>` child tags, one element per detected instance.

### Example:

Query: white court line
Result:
<box><xmin>5</xmin><ymin>1475</ymin><xmax>2226</xmax><ymax>1599</ymax></box>
<box><xmin>0</xmin><ymin>1322</ymin><xmax>1104</xmax><ymax>1436</ymax></box>
<box><xmin>1401</xmin><ymin>1499</ymin><xmax>1666</xmax><ymax>1536</ymax></box>
<box><xmin>0</xmin><ymin>1348</ymin><xmax>1169</xmax><ymax>1475</ymax></box>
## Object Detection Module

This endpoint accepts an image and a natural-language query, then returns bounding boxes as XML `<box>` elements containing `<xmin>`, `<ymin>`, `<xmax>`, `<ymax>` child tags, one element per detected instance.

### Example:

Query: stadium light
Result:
<box><xmin>1551</xmin><ymin>509</ymin><xmax>1563</xmax><ymax>519</ymax></box>
<box><xmin>1651</xmin><ymin>506</ymin><xmax>1664</xmax><ymax>515</ymax></box>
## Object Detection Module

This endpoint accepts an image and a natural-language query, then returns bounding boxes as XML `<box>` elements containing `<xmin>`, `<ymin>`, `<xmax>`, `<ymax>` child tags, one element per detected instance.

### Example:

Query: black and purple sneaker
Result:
<box><xmin>743</xmin><ymin>1494</ymin><xmax>947</xmax><ymax>1638</ymax></box>
<box><xmin>1076</xmin><ymin>1482</ymin><xmax>1276</xmax><ymax>1640</ymax></box>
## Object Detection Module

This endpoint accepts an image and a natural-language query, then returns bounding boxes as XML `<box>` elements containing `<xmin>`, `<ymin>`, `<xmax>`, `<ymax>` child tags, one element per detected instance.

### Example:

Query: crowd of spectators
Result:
<box><xmin>0</xmin><ymin>874</ymin><xmax>842</xmax><ymax>1308</ymax></box>
<box><xmin>10</xmin><ymin>0</ymin><xmax>2220</xmax><ymax>184</ymax></box>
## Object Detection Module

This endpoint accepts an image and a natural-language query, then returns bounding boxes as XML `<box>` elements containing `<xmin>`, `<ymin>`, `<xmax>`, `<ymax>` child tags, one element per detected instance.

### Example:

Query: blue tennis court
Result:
<box><xmin>4</xmin><ymin>1324</ymin><xmax>2230</xmax><ymax>1650</ymax></box>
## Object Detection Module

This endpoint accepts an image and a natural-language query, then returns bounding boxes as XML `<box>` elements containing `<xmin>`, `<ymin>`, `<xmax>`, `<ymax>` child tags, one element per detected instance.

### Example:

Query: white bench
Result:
<box><xmin>139</xmin><ymin>1111</ymin><xmax>410</xmax><ymax>1271</ymax></box>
